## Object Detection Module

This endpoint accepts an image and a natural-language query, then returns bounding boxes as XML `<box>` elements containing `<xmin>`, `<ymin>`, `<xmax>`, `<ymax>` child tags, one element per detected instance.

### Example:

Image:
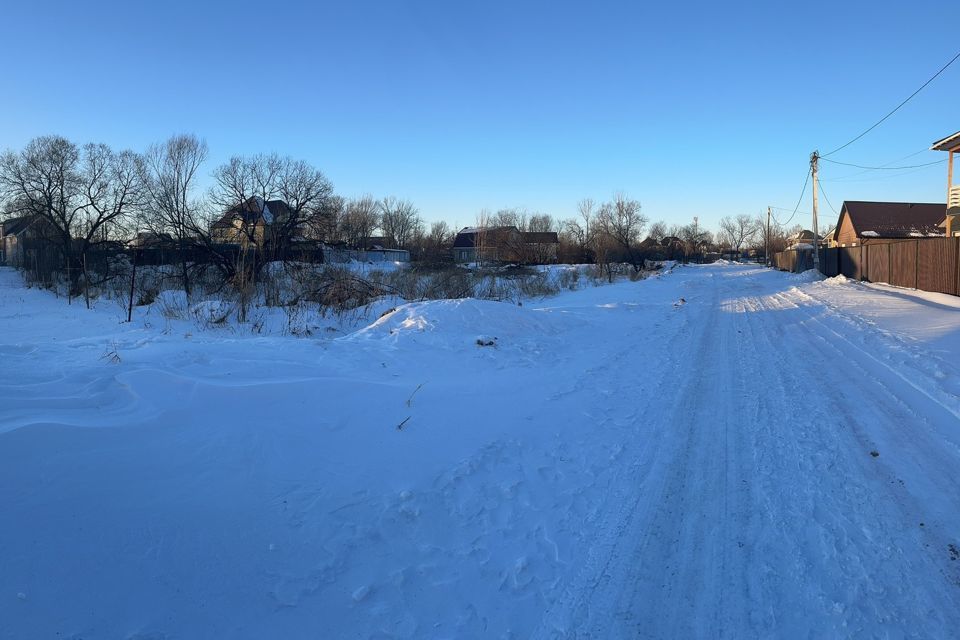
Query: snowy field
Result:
<box><xmin>2</xmin><ymin>263</ymin><xmax>960</xmax><ymax>639</ymax></box>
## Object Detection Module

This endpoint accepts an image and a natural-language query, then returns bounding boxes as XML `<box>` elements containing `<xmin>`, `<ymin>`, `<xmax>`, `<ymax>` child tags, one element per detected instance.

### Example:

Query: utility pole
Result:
<box><xmin>810</xmin><ymin>151</ymin><xmax>820</xmax><ymax>273</ymax></box>
<box><xmin>766</xmin><ymin>206</ymin><xmax>771</xmax><ymax>267</ymax></box>
<box><xmin>693</xmin><ymin>216</ymin><xmax>699</xmax><ymax>263</ymax></box>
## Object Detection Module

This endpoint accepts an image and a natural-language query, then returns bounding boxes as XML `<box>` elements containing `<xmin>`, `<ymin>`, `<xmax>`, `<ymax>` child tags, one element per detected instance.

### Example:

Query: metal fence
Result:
<box><xmin>774</xmin><ymin>238</ymin><xmax>960</xmax><ymax>297</ymax></box>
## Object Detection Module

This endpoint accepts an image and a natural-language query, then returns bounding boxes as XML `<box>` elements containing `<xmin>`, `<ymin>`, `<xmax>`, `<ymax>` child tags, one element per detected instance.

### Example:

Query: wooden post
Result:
<box><xmin>765</xmin><ymin>206</ymin><xmax>771</xmax><ymax>267</ymax></box>
<box><xmin>811</xmin><ymin>151</ymin><xmax>821</xmax><ymax>273</ymax></box>
<box><xmin>127</xmin><ymin>249</ymin><xmax>139</xmax><ymax>323</ymax></box>
<box><xmin>948</xmin><ymin>150</ymin><xmax>954</xmax><ymax>197</ymax></box>
<box><xmin>82</xmin><ymin>252</ymin><xmax>90</xmax><ymax>309</ymax></box>
<box><xmin>949</xmin><ymin>150</ymin><xmax>955</xmax><ymax>237</ymax></box>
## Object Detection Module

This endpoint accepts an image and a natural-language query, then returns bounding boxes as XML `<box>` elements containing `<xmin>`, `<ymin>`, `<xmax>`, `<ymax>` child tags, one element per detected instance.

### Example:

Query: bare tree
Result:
<box><xmin>303</xmin><ymin>194</ymin><xmax>345</xmax><ymax>243</ymax></box>
<box><xmin>680</xmin><ymin>219</ymin><xmax>711</xmax><ymax>262</ymax></box>
<box><xmin>0</xmin><ymin>136</ymin><xmax>145</xmax><ymax>297</ymax></box>
<box><xmin>489</xmin><ymin>207</ymin><xmax>525</xmax><ymax>230</ymax></box>
<box><xmin>143</xmin><ymin>134</ymin><xmax>208</xmax><ymax>297</ymax></box>
<box><xmin>527</xmin><ymin>213</ymin><xmax>555</xmax><ymax>233</ymax></box>
<box><xmin>589</xmin><ymin>215</ymin><xmax>617</xmax><ymax>282</ymax></box>
<box><xmin>718</xmin><ymin>214</ymin><xmax>761</xmax><ymax>257</ymax></box>
<box><xmin>272</xmin><ymin>158</ymin><xmax>334</xmax><ymax>254</ymax></box>
<box><xmin>338</xmin><ymin>196</ymin><xmax>380</xmax><ymax>249</ymax></box>
<box><xmin>473</xmin><ymin>208</ymin><xmax>491</xmax><ymax>266</ymax></box>
<box><xmin>647</xmin><ymin>220</ymin><xmax>667</xmax><ymax>243</ymax></box>
<box><xmin>578</xmin><ymin>198</ymin><xmax>594</xmax><ymax>234</ymax></box>
<box><xmin>0</xmin><ymin>136</ymin><xmax>82</xmax><ymax>284</ymax></box>
<box><xmin>209</xmin><ymin>154</ymin><xmax>333</xmax><ymax>249</ymax></box>
<box><xmin>417</xmin><ymin>220</ymin><xmax>454</xmax><ymax>264</ymax></box>
<box><xmin>595</xmin><ymin>193</ymin><xmax>647</xmax><ymax>271</ymax></box>
<box><xmin>379</xmin><ymin>197</ymin><xmax>422</xmax><ymax>249</ymax></box>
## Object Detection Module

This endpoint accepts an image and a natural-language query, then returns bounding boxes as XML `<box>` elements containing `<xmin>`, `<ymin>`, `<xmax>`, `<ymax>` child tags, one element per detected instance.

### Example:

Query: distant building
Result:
<box><xmin>127</xmin><ymin>231</ymin><xmax>174</xmax><ymax>248</ymax></box>
<box><xmin>786</xmin><ymin>229</ymin><xmax>817</xmax><ymax>250</ymax></box>
<box><xmin>1</xmin><ymin>215</ymin><xmax>41</xmax><ymax>267</ymax></box>
<box><xmin>209</xmin><ymin>197</ymin><xmax>294</xmax><ymax>246</ymax></box>
<box><xmin>452</xmin><ymin>226</ymin><xmax>559</xmax><ymax>264</ymax></box>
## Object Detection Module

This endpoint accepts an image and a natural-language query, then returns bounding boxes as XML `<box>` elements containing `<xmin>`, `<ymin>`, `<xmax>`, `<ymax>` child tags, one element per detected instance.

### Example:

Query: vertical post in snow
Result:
<box><xmin>811</xmin><ymin>151</ymin><xmax>820</xmax><ymax>274</ymax></box>
<box><xmin>83</xmin><ymin>252</ymin><xmax>90</xmax><ymax>309</ymax></box>
<box><xmin>766</xmin><ymin>206</ymin><xmax>771</xmax><ymax>267</ymax></box>
<box><xmin>127</xmin><ymin>249</ymin><xmax>139</xmax><ymax>323</ymax></box>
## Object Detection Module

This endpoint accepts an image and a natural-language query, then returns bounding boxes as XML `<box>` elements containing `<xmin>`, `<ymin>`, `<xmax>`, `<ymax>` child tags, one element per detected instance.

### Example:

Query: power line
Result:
<box><xmin>822</xmin><ymin>48</ymin><xmax>960</xmax><ymax>157</ymax></box>
<box><xmin>817</xmin><ymin>176</ymin><xmax>838</xmax><ymax>216</ymax></box>
<box><xmin>773</xmin><ymin>167</ymin><xmax>811</xmax><ymax>227</ymax></box>
<box><xmin>818</xmin><ymin>147</ymin><xmax>935</xmax><ymax>180</ymax></box>
<box><xmin>820</xmin><ymin>157</ymin><xmax>946</xmax><ymax>170</ymax></box>
<box><xmin>770</xmin><ymin>205</ymin><xmax>813</xmax><ymax>215</ymax></box>
<box><xmin>820</xmin><ymin>161</ymin><xmax>945</xmax><ymax>184</ymax></box>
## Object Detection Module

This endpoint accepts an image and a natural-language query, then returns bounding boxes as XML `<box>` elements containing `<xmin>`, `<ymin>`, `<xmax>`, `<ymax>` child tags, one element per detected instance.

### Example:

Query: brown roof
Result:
<box><xmin>452</xmin><ymin>226</ymin><xmax>518</xmax><ymax>248</ymax></box>
<box><xmin>1</xmin><ymin>215</ymin><xmax>39</xmax><ymax>237</ymax></box>
<box><xmin>836</xmin><ymin>201</ymin><xmax>947</xmax><ymax>240</ymax></box>
<box><xmin>214</xmin><ymin>197</ymin><xmax>293</xmax><ymax>227</ymax></box>
<box><xmin>931</xmin><ymin>131</ymin><xmax>960</xmax><ymax>152</ymax></box>
<box><xmin>523</xmin><ymin>231</ymin><xmax>559</xmax><ymax>244</ymax></box>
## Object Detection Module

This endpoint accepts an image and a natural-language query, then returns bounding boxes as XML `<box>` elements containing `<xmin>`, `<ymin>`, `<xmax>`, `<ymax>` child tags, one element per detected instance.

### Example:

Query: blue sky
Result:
<box><xmin>2</xmin><ymin>0</ymin><xmax>958</xmax><ymax>232</ymax></box>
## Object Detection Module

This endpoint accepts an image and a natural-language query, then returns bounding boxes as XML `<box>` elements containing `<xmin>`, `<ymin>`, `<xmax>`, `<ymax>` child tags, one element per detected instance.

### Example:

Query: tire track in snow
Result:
<box><xmin>741</xmin><ymin>279</ymin><xmax>960</xmax><ymax>635</ymax></box>
<box><xmin>533</xmin><ymin>271</ymin><xmax>753</xmax><ymax>638</ymax></box>
<box><xmin>765</xmin><ymin>289</ymin><xmax>960</xmax><ymax>605</ymax></box>
<box><xmin>533</xmin><ymin>265</ymin><xmax>960</xmax><ymax>639</ymax></box>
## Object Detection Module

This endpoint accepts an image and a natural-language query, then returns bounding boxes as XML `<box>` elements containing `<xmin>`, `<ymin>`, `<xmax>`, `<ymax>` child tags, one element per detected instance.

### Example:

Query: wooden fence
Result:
<box><xmin>774</xmin><ymin>238</ymin><xmax>960</xmax><ymax>297</ymax></box>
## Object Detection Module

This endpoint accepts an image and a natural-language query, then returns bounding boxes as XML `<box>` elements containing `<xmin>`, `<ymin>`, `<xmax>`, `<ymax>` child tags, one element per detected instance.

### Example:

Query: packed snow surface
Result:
<box><xmin>2</xmin><ymin>264</ymin><xmax>960</xmax><ymax>638</ymax></box>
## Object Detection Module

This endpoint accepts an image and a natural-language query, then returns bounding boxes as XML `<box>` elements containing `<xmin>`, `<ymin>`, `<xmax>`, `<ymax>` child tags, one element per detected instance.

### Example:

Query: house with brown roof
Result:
<box><xmin>209</xmin><ymin>197</ymin><xmax>294</xmax><ymax>246</ymax></box>
<box><xmin>931</xmin><ymin>131</ymin><xmax>960</xmax><ymax>236</ymax></box>
<box><xmin>452</xmin><ymin>227</ymin><xmax>559</xmax><ymax>264</ymax></box>
<box><xmin>831</xmin><ymin>201</ymin><xmax>946</xmax><ymax>247</ymax></box>
<box><xmin>1</xmin><ymin>215</ymin><xmax>41</xmax><ymax>266</ymax></box>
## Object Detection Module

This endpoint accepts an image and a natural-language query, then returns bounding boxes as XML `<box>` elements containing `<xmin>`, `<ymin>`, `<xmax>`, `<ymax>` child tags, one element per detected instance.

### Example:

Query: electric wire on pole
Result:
<box><xmin>811</xmin><ymin>151</ymin><xmax>820</xmax><ymax>273</ymax></box>
<box><xmin>766</xmin><ymin>206</ymin><xmax>771</xmax><ymax>267</ymax></box>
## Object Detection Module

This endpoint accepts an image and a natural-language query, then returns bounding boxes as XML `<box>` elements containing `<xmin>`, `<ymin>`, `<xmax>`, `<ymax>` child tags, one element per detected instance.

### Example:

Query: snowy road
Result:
<box><xmin>2</xmin><ymin>264</ymin><xmax>960</xmax><ymax>638</ymax></box>
<box><xmin>534</xmin><ymin>267</ymin><xmax>960</xmax><ymax>638</ymax></box>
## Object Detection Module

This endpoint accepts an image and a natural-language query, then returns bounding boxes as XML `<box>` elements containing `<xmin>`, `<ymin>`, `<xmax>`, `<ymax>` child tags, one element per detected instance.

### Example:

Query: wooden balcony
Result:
<box><xmin>950</xmin><ymin>185</ymin><xmax>960</xmax><ymax>212</ymax></box>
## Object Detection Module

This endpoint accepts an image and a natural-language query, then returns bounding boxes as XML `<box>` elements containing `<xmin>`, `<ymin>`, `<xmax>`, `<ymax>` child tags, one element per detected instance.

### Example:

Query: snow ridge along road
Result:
<box><xmin>533</xmin><ymin>266</ymin><xmax>960</xmax><ymax>639</ymax></box>
<box><xmin>1</xmin><ymin>264</ymin><xmax>959</xmax><ymax>639</ymax></box>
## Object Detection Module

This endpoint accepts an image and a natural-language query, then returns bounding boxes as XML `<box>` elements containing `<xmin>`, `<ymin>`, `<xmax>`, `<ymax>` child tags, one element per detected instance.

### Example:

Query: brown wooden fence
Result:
<box><xmin>774</xmin><ymin>238</ymin><xmax>960</xmax><ymax>296</ymax></box>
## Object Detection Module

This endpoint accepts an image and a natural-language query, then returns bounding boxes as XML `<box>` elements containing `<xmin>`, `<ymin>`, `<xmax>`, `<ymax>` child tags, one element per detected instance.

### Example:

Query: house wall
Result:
<box><xmin>4</xmin><ymin>235</ymin><xmax>23</xmax><ymax>267</ymax></box>
<box><xmin>453</xmin><ymin>248</ymin><xmax>475</xmax><ymax>263</ymax></box>
<box><xmin>525</xmin><ymin>243</ymin><xmax>558</xmax><ymax>264</ymax></box>
<box><xmin>946</xmin><ymin>213</ymin><xmax>960</xmax><ymax>238</ymax></box>
<box><xmin>835</xmin><ymin>213</ymin><xmax>859</xmax><ymax>246</ymax></box>
<box><xmin>211</xmin><ymin>221</ymin><xmax>265</xmax><ymax>246</ymax></box>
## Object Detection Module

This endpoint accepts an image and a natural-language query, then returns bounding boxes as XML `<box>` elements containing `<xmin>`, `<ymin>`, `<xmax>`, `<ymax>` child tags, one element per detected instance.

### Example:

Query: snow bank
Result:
<box><xmin>824</xmin><ymin>274</ymin><xmax>850</xmax><ymax>285</ymax></box>
<box><xmin>787</xmin><ymin>268</ymin><xmax>823</xmax><ymax>283</ymax></box>
<box><xmin>347</xmin><ymin>297</ymin><xmax>562</xmax><ymax>350</ymax></box>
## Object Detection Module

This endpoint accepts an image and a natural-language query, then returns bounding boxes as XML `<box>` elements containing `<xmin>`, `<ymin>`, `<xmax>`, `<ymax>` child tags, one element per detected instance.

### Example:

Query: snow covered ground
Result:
<box><xmin>1</xmin><ymin>263</ymin><xmax>959</xmax><ymax>639</ymax></box>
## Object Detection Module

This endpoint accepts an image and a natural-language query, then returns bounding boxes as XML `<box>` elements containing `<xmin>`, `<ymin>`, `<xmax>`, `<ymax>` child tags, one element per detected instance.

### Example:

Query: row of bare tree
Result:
<box><xmin>0</xmin><ymin>135</ymin><xmax>455</xmax><ymax>294</ymax></box>
<box><xmin>0</xmin><ymin>133</ymin><xmax>803</xmax><ymax>299</ymax></box>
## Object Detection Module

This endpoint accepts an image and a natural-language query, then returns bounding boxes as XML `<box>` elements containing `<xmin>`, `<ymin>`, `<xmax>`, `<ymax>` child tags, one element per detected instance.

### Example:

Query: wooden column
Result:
<box><xmin>949</xmin><ymin>150</ymin><xmax>956</xmax><ymax>237</ymax></box>
<box><xmin>949</xmin><ymin>150</ymin><xmax>954</xmax><ymax>194</ymax></box>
